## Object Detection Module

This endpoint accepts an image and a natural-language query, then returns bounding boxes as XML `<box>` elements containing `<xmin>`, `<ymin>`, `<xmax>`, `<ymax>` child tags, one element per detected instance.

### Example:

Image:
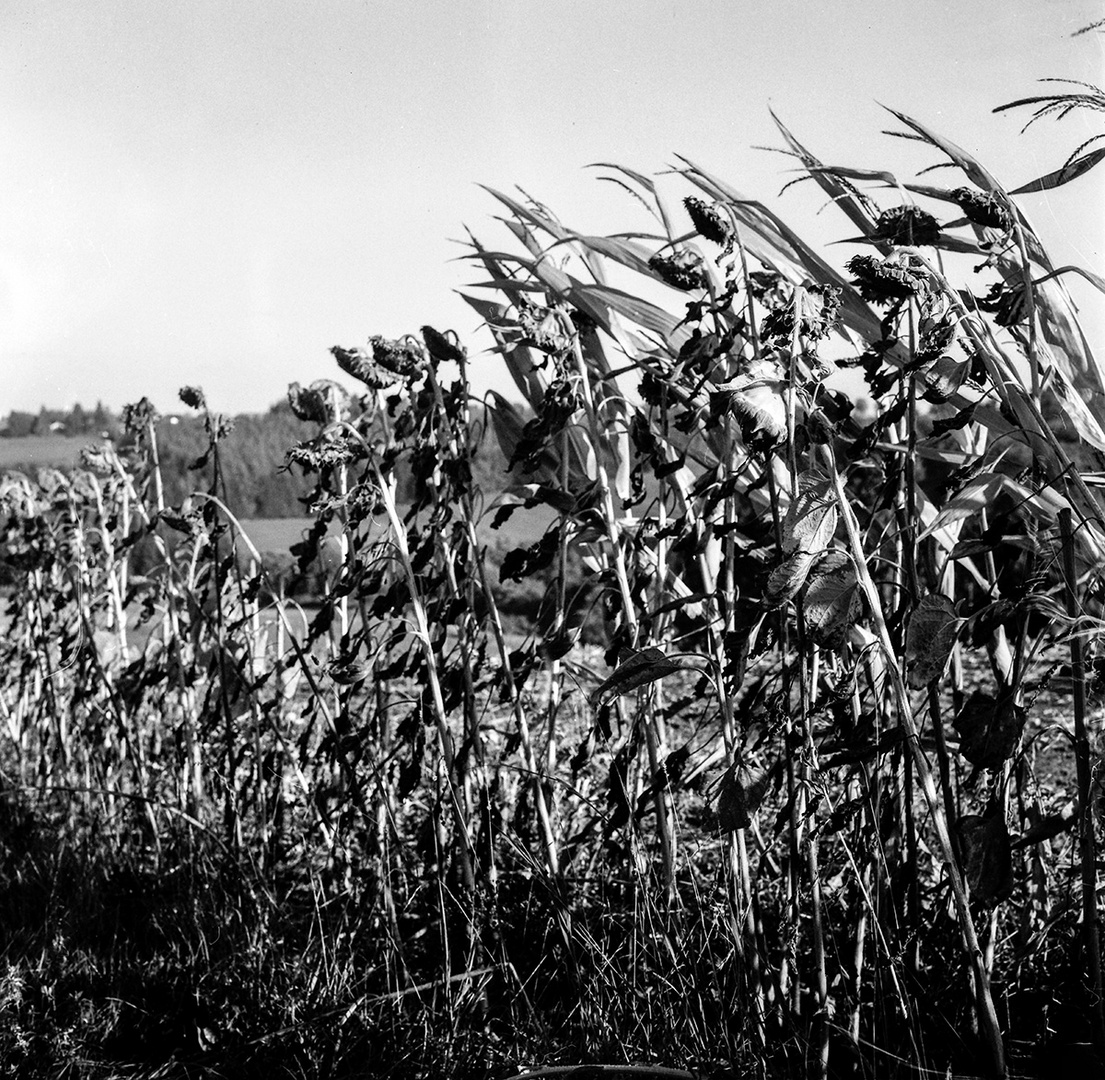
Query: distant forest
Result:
<box><xmin>1</xmin><ymin>399</ymin><xmax>514</xmax><ymax>520</ymax></box>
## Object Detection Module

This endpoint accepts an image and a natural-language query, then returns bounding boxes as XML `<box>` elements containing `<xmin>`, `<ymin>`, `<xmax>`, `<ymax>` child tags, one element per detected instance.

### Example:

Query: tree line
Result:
<box><xmin>1</xmin><ymin>396</ymin><xmax>516</xmax><ymax>520</ymax></box>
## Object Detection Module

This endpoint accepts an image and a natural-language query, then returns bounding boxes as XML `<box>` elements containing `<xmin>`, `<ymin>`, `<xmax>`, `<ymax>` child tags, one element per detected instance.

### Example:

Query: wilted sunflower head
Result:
<box><xmin>331</xmin><ymin>345</ymin><xmax>396</xmax><ymax>390</ymax></box>
<box><xmin>422</xmin><ymin>325</ymin><xmax>466</xmax><ymax>365</ymax></box>
<box><xmin>287</xmin><ymin>380</ymin><xmax>348</xmax><ymax>425</ymax></box>
<box><xmin>178</xmin><ymin>385</ymin><xmax>207</xmax><ymax>411</ymax></box>
<box><xmin>684</xmin><ymin>196</ymin><xmax>733</xmax><ymax>247</ymax></box>
<box><xmin>951</xmin><ymin>187</ymin><xmax>1012</xmax><ymax>232</ymax></box>
<box><xmin>847</xmin><ymin>254</ymin><xmax>929</xmax><ymax>306</ymax></box>
<box><xmin>649</xmin><ymin>249</ymin><xmax>707</xmax><ymax>292</ymax></box>
<box><xmin>370</xmin><ymin>335</ymin><xmax>424</xmax><ymax>379</ymax></box>
<box><xmin>872</xmin><ymin>205</ymin><xmax>942</xmax><ymax>247</ymax></box>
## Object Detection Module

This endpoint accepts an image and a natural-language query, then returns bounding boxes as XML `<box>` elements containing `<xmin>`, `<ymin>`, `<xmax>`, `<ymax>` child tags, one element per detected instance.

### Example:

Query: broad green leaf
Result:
<box><xmin>801</xmin><ymin>550</ymin><xmax>860</xmax><ymax>649</ymax></box>
<box><xmin>462</xmin><ymin>296</ymin><xmax>550</xmax><ymax>406</ymax></box>
<box><xmin>906</xmin><ymin>594</ymin><xmax>960</xmax><ymax>688</ymax></box>
<box><xmin>567</xmin><ymin>280</ymin><xmax>690</xmax><ymax>349</ymax></box>
<box><xmin>486</xmin><ymin>393</ymin><xmax>556</xmax><ymax>483</ymax></box>
<box><xmin>764</xmin><ymin>549</ymin><xmax>818</xmax><ymax>608</ymax></box>
<box><xmin>920</xmin><ymin>357</ymin><xmax>971</xmax><ymax>404</ymax></box>
<box><xmin>590</xmin><ymin>647</ymin><xmax>694</xmax><ymax>707</ymax></box>
<box><xmin>1011</xmin><ymin>804</ymin><xmax>1076</xmax><ymax>848</ymax></box>
<box><xmin>782</xmin><ymin>470</ymin><xmax>837</xmax><ymax>555</ymax></box>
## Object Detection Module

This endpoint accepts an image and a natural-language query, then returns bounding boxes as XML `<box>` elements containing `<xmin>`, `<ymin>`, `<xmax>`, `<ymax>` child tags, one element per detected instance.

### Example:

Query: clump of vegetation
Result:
<box><xmin>1</xmin><ymin>84</ymin><xmax>1104</xmax><ymax>1080</ymax></box>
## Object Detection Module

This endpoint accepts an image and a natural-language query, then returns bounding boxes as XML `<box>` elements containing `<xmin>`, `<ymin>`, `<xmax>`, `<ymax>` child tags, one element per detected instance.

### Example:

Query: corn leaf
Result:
<box><xmin>882</xmin><ymin>107</ymin><xmax>1003</xmax><ymax>192</ymax></box>
<box><xmin>1008</xmin><ymin>148</ymin><xmax>1105</xmax><ymax>194</ymax></box>
<box><xmin>770</xmin><ymin>111</ymin><xmax>882</xmax><ymax>243</ymax></box>
<box><xmin>569</xmin><ymin>233</ymin><xmax>656</xmax><ymax>278</ymax></box>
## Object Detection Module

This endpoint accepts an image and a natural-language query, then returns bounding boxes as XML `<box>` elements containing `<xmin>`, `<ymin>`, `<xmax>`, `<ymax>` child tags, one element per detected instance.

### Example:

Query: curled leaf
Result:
<box><xmin>649</xmin><ymin>250</ymin><xmax>707</xmax><ymax>291</ymax></box>
<box><xmin>590</xmin><ymin>647</ymin><xmax>695</xmax><ymax>707</ymax></box>
<box><xmin>713</xmin><ymin>358</ymin><xmax>788</xmax><ymax>452</ymax></box>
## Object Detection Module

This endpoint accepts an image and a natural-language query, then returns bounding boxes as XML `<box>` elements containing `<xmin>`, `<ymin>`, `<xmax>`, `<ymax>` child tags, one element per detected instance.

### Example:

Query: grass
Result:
<box><xmin>2</xmin><ymin>89</ymin><xmax>1105</xmax><ymax>1080</ymax></box>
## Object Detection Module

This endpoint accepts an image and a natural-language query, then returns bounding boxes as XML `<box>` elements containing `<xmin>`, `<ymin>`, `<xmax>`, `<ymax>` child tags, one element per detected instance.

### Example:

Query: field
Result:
<box><xmin>2</xmin><ymin>97</ymin><xmax>1105</xmax><ymax>1080</ymax></box>
<box><xmin>0</xmin><ymin>435</ymin><xmax>87</xmax><ymax>469</ymax></box>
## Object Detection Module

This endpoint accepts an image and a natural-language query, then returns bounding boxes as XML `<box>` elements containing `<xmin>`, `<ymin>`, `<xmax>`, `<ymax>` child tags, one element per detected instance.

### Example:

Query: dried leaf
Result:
<box><xmin>717</xmin><ymin>764</ymin><xmax>770</xmax><ymax>832</ymax></box>
<box><xmin>953</xmin><ymin>691</ymin><xmax>1026</xmax><ymax>769</ymax></box>
<box><xmin>958</xmin><ymin>810</ymin><xmax>1013</xmax><ymax>904</ymax></box>
<box><xmin>906</xmin><ymin>594</ymin><xmax>960</xmax><ymax>688</ymax></box>
<box><xmin>920</xmin><ymin>356</ymin><xmax>971</xmax><ymax>404</ymax></box>
<box><xmin>722</xmin><ymin>383</ymin><xmax>787</xmax><ymax>452</ymax></box>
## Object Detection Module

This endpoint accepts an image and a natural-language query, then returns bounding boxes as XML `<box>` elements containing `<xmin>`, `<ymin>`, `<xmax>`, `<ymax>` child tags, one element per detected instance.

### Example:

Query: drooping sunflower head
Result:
<box><xmin>684</xmin><ymin>196</ymin><xmax>733</xmax><ymax>247</ymax></box>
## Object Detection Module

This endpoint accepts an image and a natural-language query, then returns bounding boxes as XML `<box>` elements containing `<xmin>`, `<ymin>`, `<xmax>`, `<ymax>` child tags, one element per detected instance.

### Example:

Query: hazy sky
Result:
<box><xmin>2</xmin><ymin>0</ymin><xmax>1103</xmax><ymax>415</ymax></box>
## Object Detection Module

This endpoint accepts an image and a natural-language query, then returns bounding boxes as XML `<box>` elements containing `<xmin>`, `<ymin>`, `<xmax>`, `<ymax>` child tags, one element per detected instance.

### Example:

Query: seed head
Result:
<box><xmin>684</xmin><ymin>197</ymin><xmax>733</xmax><ymax>247</ymax></box>
<box><xmin>951</xmin><ymin>187</ymin><xmax>1012</xmax><ymax>231</ymax></box>
<box><xmin>332</xmin><ymin>345</ymin><xmax>395</xmax><ymax>390</ymax></box>
<box><xmin>847</xmin><ymin>254</ymin><xmax>929</xmax><ymax>305</ymax></box>
<box><xmin>421</xmin><ymin>325</ymin><xmax>466</xmax><ymax>365</ymax></box>
<box><xmin>649</xmin><ymin>250</ymin><xmax>707</xmax><ymax>292</ymax></box>
<box><xmin>370</xmin><ymin>336</ymin><xmax>423</xmax><ymax>379</ymax></box>
<box><xmin>287</xmin><ymin>382</ymin><xmax>331</xmax><ymax>424</ymax></box>
<box><xmin>872</xmin><ymin>205</ymin><xmax>942</xmax><ymax>247</ymax></box>
<box><xmin>178</xmin><ymin>386</ymin><xmax>207</xmax><ymax>411</ymax></box>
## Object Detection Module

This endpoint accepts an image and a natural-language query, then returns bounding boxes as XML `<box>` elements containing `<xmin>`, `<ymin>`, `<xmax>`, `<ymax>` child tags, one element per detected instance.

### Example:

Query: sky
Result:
<box><xmin>2</xmin><ymin>0</ymin><xmax>1103</xmax><ymax>417</ymax></box>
